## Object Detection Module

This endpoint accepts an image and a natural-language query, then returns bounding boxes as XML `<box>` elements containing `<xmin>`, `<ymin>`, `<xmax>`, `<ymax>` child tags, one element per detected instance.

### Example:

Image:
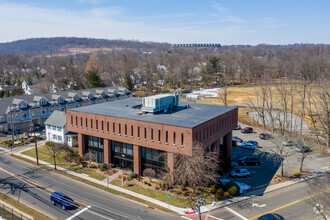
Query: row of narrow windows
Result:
<box><xmin>71</xmin><ymin>116</ymin><xmax>184</xmax><ymax>146</ymax></box>
<box><xmin>195</xmin><ymin>114</ymin><xmax>237</xmax><ymax>142</ymax></box>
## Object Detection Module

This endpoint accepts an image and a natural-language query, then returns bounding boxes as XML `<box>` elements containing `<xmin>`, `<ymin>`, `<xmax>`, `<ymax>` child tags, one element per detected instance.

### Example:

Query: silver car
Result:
<box><xmin>282</xmin><ymin>140</ymin><xmax>293</xmax><ymax>146</ymax></box>
<box><xmin>230</xmin><ymin>168</ymin><xmax>251</xmax><ymax>178</ymax></box>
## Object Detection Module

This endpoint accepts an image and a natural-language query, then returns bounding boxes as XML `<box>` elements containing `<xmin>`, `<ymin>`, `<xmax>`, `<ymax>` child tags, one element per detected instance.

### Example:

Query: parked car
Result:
<box><xmin>257</xmin><ymin>213</ymin><xmax>284</xmax><ymax>220</ymax></box>
<box><xmin>296</xmin><ymin>145</ymin><xmax>310</xmax><ymax>153</ymax></box>
<box><xmin>233</xmin><ymin>136</ymin><xmax>243</xmax><ymax>143</ymax></box>
<box><xmin>243</xmin><ymin>140</ymin><xmax>259</xmax><ymax>147</ymax></box>
<box><xmin>239</xmin><ymin>156</ymin><xmax>260</xmax><ymax>166</ymax></box>
<box><xmin>234</xmin><ymin>125</ymin><xmax>241</xmax><ymax>130</ymax></box>
<box><xmin>259</xmin><ymin>133</ymin><xmax>273</xmax><ymax>140</ymax></box>
<box><xmin>241</xmin><ymin>127</ymin><xmax>253</xmax><ymax>133</ymax></box>
<box><xmin>232</xmin><ymin>139</ymin><xmax>237</xmax><ymax>147</ymax></box>
<box><xmin>50</xmin><ymin>192</ymin><xmax>74</xmax><ymax>210</ymax></box>
<box><xmin>230</xmin><ymin>168</ymin><xmax>251</xmax><ymax>178</ymax></box>
<box><xmin>282</xmin><ymin>140</ymin><xmax>293</xmax><ymax>146</ymax></box>
<box><xmin>240</xmin><ymin>143</ymin><xmax>256</xmax><ymax>150</ymax></box>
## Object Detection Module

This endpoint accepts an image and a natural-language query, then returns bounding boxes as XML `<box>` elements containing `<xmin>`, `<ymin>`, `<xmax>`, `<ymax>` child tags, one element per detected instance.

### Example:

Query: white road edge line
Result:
<box><xmin>181</xmin><ymin>216</ymin><xmax>191</xmax><ymax>220</ymax></box>
<box><xmin>225</xmin><ymin>207</ymin><xmax>248</xmax><ymax>220</ymax></box>
<box><xmin>66</xmin><ymin>205</ymin><xmax>91</xmax><ymax>220</ymax></box>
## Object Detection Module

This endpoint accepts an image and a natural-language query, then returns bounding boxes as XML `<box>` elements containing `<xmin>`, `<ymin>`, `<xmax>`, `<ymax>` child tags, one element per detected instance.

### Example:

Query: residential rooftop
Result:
<box><xmin>69</xmin><ymin>97</ymin><xmax>236</xmax><ymax>128</ymax></box>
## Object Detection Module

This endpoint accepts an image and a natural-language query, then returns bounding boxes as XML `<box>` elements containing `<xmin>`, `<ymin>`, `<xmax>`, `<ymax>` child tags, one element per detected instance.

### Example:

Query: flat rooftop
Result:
<box><xmin>70</xmin><ymin>97</ymin><xmax>236</xmax><ymax>128</ymax></box>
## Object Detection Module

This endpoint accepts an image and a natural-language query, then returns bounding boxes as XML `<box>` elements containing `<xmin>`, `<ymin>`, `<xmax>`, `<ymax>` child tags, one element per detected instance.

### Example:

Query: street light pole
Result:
<box><xmin>9</xmin><ymin>105</ymin><xmax>14</xmax><ymax>155</ymax></box>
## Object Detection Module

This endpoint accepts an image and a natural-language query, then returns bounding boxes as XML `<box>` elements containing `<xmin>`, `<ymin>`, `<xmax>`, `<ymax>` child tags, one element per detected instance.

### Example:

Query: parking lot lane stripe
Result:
<box><xmin>248</xmin><ymin>188</ymin><xmax>330</xmax><ymax>220</ymax></box>
<box><xmin>0</xmin><ymin>167</ymin><xmax>89</xmax><ymax>207</ymax></box>
<box><xmin>66</xmin><ymin>205</ymin><xmax>91</xmax><ymax>220</ymax></box>
<box><xmin>209</xmin><ymin>215</ymin><xmax>224</xmax><ymax>220</ymax></box>
<box><xmin>225</xmin><ymin>207</ymin><xmax>248</xmax><ymax>220</ymax></box>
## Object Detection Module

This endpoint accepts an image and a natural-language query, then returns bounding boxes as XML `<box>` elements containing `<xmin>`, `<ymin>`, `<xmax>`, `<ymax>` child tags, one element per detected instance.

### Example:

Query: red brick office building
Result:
<box><xmin>66</xmin><ymin>94</ymin><xmax>238</xmax><ymax>175</ymax></box>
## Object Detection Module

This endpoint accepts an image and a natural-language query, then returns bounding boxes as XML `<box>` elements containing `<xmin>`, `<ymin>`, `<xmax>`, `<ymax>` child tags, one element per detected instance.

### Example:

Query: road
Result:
<box><xmin>0</xmin><ymin>151</ymin><xmax>181</xmax><ymax>220</ymax></box>
<box><xmin>209</xmin><ymin>176</ymin><xmax>329</xmax><ymax>220</ymax></box>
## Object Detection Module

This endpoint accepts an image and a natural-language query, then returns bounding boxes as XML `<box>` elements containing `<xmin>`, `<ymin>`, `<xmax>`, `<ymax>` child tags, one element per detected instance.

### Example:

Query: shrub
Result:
<box><xmin>210</xmin><ymin>185</ymin><xmax>217</xmax><ymax>194</ymax></box>
<box><xmin>142</xmin><ymin>168</ymin><xmax>157</xmax><ymax>179</ymax></box>
<box><xmin>137</xmin><ymin>175</ymin><xmax>142</xmax><ymax>181</ymax></box>
<box><xmin>130</xmin><ymin>172</ymin><xmax>138</xmax><ymax>178</ymax></box>
<box><xmin>155</xmin><ymin>186</ymin><xmax>159</xmax><ymax>190</ymax></box>
<box><xmin>180</xmin><ymin>185</ymin><xmax>187</xmax><ymax>191</ymax></box>
<box><xmin>127</xmin><ymin>176</ymin><xmax>132</xmax><ymax>181</ymax></box>
<box><xmin>147</xmin><ymin>182</ymin><xmax>151</xmax><ymax>186</ymax></box>
<box><xmin>183</xmin><ymin>191</ymin><xmax>190</xmax><ymax>196</ymax></box>
<box><xmin>228</xmin><ymin>185</ymin><xmax>240</xmax><ymax>197</ymax></box>
<box><xmin>224</xmin><ymin>181</ymin><xmax>239</xmax><ymax>191</ymax></box>
<box><xmin>176</xmin><ymin>191</ymin><xmax>182</xmax><ymax>195</ymax></box>
<box><xmin>158</xmin><ymin>181</ymin><xmax>162</xmax><ymax>189</ymax></box>
<box><xmin>99</xmin><ymin>163</ymin><xmax>108</xmax><ymax>171</ymax></box>
<box><xmin>144</xmin><ymin>181</ymin><xmax>148</xmax><ymax>185</ymax></box>
<box><xmin>215</xmin><ymin>189</ymin><xmax>223</xmax><ymax>200</ymax></box>
<box><xmin>224</xmin><ymin>192</ymin><xmax>230</xmax><ymax>197</ymax></box>
<box><xmin>293</xmin><ymin>172</ymin><xmax>302</xmax><ymax>178</ymax></box>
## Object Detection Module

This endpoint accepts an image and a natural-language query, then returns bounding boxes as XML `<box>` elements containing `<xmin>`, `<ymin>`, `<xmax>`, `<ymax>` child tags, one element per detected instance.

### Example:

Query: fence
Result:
<box><xmin>0</xmin><ymin>202</ymin><xmax>32</xmax><ymax>220</ymax></box>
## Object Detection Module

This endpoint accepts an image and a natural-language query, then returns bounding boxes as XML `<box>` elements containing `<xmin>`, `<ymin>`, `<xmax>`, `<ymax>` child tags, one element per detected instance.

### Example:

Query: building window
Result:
<box><xmin>181</xmin><ymin>133</ymin><xmax>184</xmax><ymax>146</ymax></box>
<box><xmin>166</xmin><ymin>131</ymin><xmax>168</xmax><ymax>143</ymax></box>
<box><xmin>57</xmin><ymin>127</ymin><xmax>62</xmax><ymax>132</ymax></box>
<box><xmin>173</xmin><ymin>132</ymin><xmax>176</xmax><ymax>145</ymax></box>
<box><xmin>47</xmin><ymin>125</ymin><xmax>51</xmax><ymax>129</ymax></box>
<box><xmin>158</xmin><ymin>130</ymin><xmax>161</xmax><ymax>142</ymax></box>
<box><xmin>144</xmin><ymin>127</ymin><xmax>147</xmax><ymax>140</ymax></box>
<box><xmin>131</xmin><ymin>125</ymin><xmax>134</xmax><ymax>136</ymax></box>
<box><xmin>58</xmin><ymin>136</ymin><xmax>62</xmax><ymax>141</ymax></box>
<box><xmin>86</xmin><ymin>118</ymin><xmax>88</xmax><ymax>128</ymax></box>
<box><xmin>96</xmin><ymin>120</ymin><xmax>98</xmax><ymax>130</ymax></box>
<box><xmin>80</xmin><ymin>117</ymin><xmax>83</xmax><ymax>127</ymax></box>
<box><xmin>75</xmin><ymin>116</ymin><xmax>78</xmax><ymax>126</ymax></box>
<box><xmin>101</xmin><ymin>121</ymin><xmax>104</xmax><ymax>131</ymax></box>
<box><xmin>53</xmin><ymin>134</ymin><xmax>57</xmax><ymax>140</ymax></box>
<box><xmin>138</xmin><ymin>127</ymin><xmax>140</xmax><ymax>138</ymax></box>
<box><xmin>71</xmin><ymin>116</ymin><xmax>73</xmax><ymax>125</ymax></box>
<box><xmin>107</xmin><ymin>121</ymin><xmax>109</xmax><ymax>132</ymax></box>
<box><xmin>52</xmin><ymin>125</ymin><xmax>56</xmax><ymax>131</ymax></box>
<box><xmin>119</xmin><ymin>123</ymin><xmax>121</xmax><ymax>135</ymax></box>
<box><xmin>125</xmin><ymin>124</ymin><xmax>127</xmax><ymax>136</ymax></box>
<box><xmin>113</xmin><ymin>123</ymin><xmax>115</xmax><ymax>134</ymax></box>
<box><xmin>91</xmin><ymin>119</ymin><xmax>93</xmax><ymax>129</ymax></box>
<box><xmin>151</xmin><ymin>129</ymin><xmax>154</xmax><ymax>141</ymax></box>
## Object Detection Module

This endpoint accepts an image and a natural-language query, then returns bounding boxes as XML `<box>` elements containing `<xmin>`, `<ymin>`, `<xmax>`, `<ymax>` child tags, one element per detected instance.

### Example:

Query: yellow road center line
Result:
<box><xmin>248</xmin><ymin>188</ymin><xmax>330</xmax><ymax>220</ymax></box>
<box><xmin>0</xmin><ymin>167</ymin><xmax>88</xmax><ymax>207</ymax></box>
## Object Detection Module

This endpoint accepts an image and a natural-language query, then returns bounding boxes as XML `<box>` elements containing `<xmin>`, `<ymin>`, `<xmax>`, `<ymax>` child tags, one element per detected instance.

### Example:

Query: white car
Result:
<box><xmin>282</xmin><ymin>140</ymin><xmax>293</xmax><ymax>146</ymax></box>
<box><xmin>230</xmin><ymin>168</ymin><xmax>251</xmax><ymax>178</ymax></box>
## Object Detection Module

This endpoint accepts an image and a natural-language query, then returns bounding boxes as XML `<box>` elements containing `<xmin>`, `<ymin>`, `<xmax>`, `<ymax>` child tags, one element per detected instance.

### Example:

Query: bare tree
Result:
<box><xmin>172</xmin><ymin>142</ymin><xmax>219</xmax><ymax>190</ymax></box>
<box><xmin>258</xmin><ymin>137</ymin><xmax>295</xmax><ymax>177</ymax></box>
<box><xmin>45</xmin><ymin>141</ymin><xmax>64</xmax><ymax>170</ymax></box>
<box><xmin>306</xmin><ymin>172</ymin><xmax>330</xmax><ymax>220</ymax></box>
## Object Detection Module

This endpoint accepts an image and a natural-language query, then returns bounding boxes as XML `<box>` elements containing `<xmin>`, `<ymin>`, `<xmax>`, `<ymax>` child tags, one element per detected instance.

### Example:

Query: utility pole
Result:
<box><xmin>31</xmin><ymin>122</ymin><xmax>39</xmax><ymax>165</ymax></box>
<box><xmin>192</xmin><ymin>198</ymin><xmax>206</xmax><ymax>220</ymax></box>
<box><xmin>9</xmin><ymin>105</ymin><xmax>15</xmax><ymax>155</ymax></box>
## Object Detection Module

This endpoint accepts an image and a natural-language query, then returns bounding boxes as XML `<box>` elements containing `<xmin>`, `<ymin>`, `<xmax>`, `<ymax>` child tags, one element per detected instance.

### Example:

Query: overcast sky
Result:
<box><xmin>1</xmin><ymin>0</ymin><xmax>329</xmax><ymax>45</ymax></box>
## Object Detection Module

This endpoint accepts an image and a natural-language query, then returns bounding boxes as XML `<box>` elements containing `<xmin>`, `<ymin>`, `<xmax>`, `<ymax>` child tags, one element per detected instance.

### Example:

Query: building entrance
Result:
<box><xmin>111</xmin><ymin>141</ymin><xmax>133</xmax><ymax>171</ymax></box>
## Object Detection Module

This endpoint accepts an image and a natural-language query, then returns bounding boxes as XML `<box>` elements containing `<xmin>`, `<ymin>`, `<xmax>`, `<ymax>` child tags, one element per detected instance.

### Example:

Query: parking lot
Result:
<box><xmin>227</xmin><ymin>125</ymin><xmax>330</xmax><ymax>190</ymax></box>
<box><xmin>227</xmin><ymin>126</ymin><xmax>286</xmax><ymax>189</ymax></box>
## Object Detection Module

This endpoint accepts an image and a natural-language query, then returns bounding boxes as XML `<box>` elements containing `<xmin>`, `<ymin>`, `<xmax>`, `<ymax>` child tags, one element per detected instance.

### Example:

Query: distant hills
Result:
<box><xmin>0</xmin><ymin>37</ymin><xmax>171</xmax><ymax>55</ymax></box>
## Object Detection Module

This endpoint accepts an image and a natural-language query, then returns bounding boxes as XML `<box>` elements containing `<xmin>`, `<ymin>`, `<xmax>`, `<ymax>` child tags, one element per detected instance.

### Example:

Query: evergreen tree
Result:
<box><xmin>85</xmin><ymin>68</ymin><xmax>104</xmax><ymax>88</ymax></box>
<box><xmin>123</xmin><ymin>72</ymin><xmax>134</xmax><ymax>91</ymax></box>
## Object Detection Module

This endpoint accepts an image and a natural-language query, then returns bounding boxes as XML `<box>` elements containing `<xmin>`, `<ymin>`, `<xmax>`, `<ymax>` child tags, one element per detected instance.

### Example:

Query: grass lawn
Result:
<box><xmin>21</xmin><ymin>145</ymin><xmax>107</xmax><ymax>180</ymax></box>
<box><xmin>111</xmin><ymin>179</ymin><xmax>194</xmax><ymax>208</ymax></box>
<box><xmin>0</xmin><ymin>191</ymin><xmax>51</xmax><ymax>220</ymax></box>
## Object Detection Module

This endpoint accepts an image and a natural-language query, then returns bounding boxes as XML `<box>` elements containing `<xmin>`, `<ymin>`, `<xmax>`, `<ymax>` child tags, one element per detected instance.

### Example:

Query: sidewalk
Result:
<box><xmin>3</xmin><ymin>145</ymin><xmax>328</xmax><ymax>215</ymax></box>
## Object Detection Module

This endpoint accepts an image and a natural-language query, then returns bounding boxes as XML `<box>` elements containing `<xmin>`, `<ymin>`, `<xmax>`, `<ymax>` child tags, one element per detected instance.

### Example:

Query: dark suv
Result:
<box><xmin>50</xmin><ymin>192</ymin><xmax>74</xmax><ymax>210</ymax></box>
<box><xmin>239</xmin><ymin>156</ymin><xmax>260</xmax><ymax>166</ymax></box>
<box><xmin>241</xmin><ymin>127</ymin><xmax>253</xmax><ymax>133</ymax></box>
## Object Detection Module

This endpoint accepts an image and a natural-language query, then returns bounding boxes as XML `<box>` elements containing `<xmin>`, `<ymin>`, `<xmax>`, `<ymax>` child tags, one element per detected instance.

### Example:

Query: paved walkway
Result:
<box><xmin>102</xmin><ymin>170</ymin><xmax>124</xmax><ymax>183</ymax></box>
<box><xmin>1</xmin><ymin>144</ymin><xmax>328</xmax><ymax>215</ymax></box>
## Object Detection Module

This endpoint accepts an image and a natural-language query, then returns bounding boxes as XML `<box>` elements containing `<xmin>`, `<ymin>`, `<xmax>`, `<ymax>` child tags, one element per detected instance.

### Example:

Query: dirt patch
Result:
<box><xmin>270</xmin><ymin>171</ymin><xmax>311</xmax><ymax>185</ymax></box>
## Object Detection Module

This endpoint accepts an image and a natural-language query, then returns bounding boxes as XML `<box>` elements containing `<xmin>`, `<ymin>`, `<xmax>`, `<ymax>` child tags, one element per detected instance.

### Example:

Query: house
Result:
<box><xmin>22</xmin><ymin>80</ymin><xmax>35</xmax><ymax>95</ymax></box>
<box><xmin>44</xmin><ymin>110</ymin><xmax>77</xmax><ymax>147</ymax></box>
